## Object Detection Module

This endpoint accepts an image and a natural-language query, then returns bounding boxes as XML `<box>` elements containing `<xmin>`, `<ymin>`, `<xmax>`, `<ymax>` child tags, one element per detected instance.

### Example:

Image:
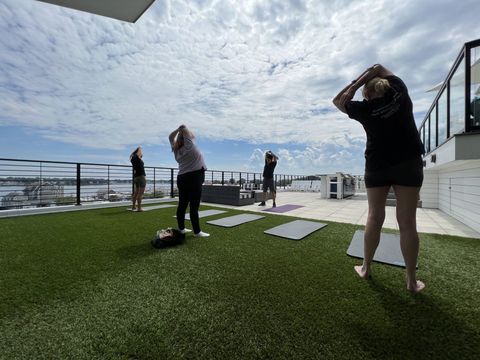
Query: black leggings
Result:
<box><xmin>176</xmin><ymin>169</ymin><xmax>205</xmax><ymax>234</ymax></box>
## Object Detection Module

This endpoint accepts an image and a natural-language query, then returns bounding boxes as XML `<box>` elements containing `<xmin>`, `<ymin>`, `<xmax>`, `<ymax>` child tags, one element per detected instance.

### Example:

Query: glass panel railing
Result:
<box><xmin>431</xmin><ymin>106</ymin><xmax>437</xmax><ymax>148</ymax></box>
<box><xmin>421</xmin><ymin>125</ymin><xmax>425</xmax><ymax>150</ymax></box>
<box><xmin>470</xmin><ymin>45</ymin><xmax>480</xmax><ymax>128</ymax></box>
<box><xmin>438</xmin><ymin>90</ymin><xmax>447</xmax><ymax>144</ymax></box>
<box><xmin>426</xmin><ymin>116</ymin><xmax>431</xmax><ymax>153</ymax></box>
<box><xmin>450</xmin><ymin>57</ymin><xmax>465</xmax><ymax>135</ymax></box>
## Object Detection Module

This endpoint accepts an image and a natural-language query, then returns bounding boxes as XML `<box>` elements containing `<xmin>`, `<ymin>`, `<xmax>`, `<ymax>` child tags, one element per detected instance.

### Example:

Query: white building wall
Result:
<box><xmin>437</xmin><ymin>161</ymin><xmax>480</xmax><ymax>234</ymax></box>
<box><xmin>420</xmin><ymin>170</ymin><xmax>439</xmax><ymax>209</ymax></box>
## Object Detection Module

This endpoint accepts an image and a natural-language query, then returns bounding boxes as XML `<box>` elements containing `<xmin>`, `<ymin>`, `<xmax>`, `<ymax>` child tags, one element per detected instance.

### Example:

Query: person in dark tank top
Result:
<box><xmin>130</xmin><ymin>146</ymin><xmax>146</xmax><ymax>212</ymax></box>
<box><xmin>258</xmin><ymin>150</ymin><xmax>278</xmax><ymax>208</ymax></box>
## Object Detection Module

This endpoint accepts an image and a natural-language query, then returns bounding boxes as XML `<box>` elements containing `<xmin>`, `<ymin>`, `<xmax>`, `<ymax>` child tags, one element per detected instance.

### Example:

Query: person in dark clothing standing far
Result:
<box><xmin>169</xmin><ymin>125</ymin><xmax>210</xmax><ymax>237</ymax></box>
<box><xmin>258</xmin><ymin>150</ymin><xmax>278</xmax><ymax>207</ymax></box>
<box><xmin>130</xmin><ymin>146</ymin><xmax>146</xmax><ymax>212</ymax></box>
<box><xmin>333</xmin><ymin>64</ymin><xmax>425</xmax><ymax>293</ymax></box>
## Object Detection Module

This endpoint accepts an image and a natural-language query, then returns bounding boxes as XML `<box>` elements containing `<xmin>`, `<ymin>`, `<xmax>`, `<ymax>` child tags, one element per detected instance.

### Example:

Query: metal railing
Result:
<box><xmin>419</xmin><ymin>39</ymin><xmax>480</xmax><ymax>154</ymax></box>
<box><xmin>0</xmin><ymin>158</ymin><xmax>310</xmax><ymax>210</ymax></box>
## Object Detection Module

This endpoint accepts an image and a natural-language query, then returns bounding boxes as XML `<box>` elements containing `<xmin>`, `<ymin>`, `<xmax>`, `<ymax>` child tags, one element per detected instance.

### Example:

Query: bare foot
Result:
<box><xmin>137</xmin><ymin>208</ymin><xmax>144</xmax><ymax>212</ymax></box>
<box><xmin>407</xmin><ymin>280</ymin><xmax>425</xmax><ymax>293</ymax></box>
<box><xmin>354</xmin><ymin>265</ymin><xmax>370</xmax><ymax>279</ymax></box>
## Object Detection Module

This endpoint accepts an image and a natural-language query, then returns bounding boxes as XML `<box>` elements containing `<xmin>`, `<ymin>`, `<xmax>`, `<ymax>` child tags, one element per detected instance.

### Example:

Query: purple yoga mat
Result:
<box><xmin>263</xmin><ymin>204</ymin><xmax>304</xmax><ymax>213</ymax></box>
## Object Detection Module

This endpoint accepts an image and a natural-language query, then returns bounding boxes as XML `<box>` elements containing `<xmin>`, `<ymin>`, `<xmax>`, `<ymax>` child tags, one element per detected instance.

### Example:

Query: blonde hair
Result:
<box><xmin>362</xmin><ymin>77</ymin><xmax>390</xmax><ymax>100</ymax></box>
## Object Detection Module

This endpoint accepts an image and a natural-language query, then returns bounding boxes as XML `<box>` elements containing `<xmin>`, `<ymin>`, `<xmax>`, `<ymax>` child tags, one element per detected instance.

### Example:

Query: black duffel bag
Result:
<box><xmin>151</xmin><ymin>228</ymin><xmax>185</xmax><ymax>249</ymax></box>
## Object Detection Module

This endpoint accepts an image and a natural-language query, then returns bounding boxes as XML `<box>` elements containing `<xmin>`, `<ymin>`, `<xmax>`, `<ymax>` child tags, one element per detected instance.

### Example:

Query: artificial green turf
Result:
<box><xmin>0</xmin><ymin>205</ymin><xmax>479</xmax><ymax>359</ymax></box>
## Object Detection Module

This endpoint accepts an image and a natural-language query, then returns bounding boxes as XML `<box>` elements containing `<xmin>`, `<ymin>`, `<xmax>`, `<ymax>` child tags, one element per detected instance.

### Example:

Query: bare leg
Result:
<box><xmin>132</xmin><ymin>188</ymin><xmax>139</xmax><ymax>210</ymax></box>
<box><xmin>272</xmin><ymin>191</ymin><xmax>276</xmax><ymax>203</ymax></box>
<box><xmin>355</xmin><ymin>186</ymin><xmax>390</xmax><ymax>279</ymax></box>
<box><xmin>137</xmin><ymin>187</ymin><xmax>145</xmax><ymax>211</ymax></box>
<box><xmin>393</xmin><ymin>185</ymin><xmax>425</xmax><ymax>293</ymax></box>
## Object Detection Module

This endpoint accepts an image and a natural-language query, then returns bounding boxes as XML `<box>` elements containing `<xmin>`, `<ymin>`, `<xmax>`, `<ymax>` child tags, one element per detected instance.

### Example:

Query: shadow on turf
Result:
<box><xmin>348</xmin><ymin>277</ymin><xmax>479</xmax><ymax>359</ymax></box>
<box><xmin>116</xmin><ymin>238</ymin><xmax>186</xmax><ymax>259</ymax></box>
<box><xmin>116</xmin><ymin>241</ymin><xmax>158</xmax><ymax>259</ymax></box>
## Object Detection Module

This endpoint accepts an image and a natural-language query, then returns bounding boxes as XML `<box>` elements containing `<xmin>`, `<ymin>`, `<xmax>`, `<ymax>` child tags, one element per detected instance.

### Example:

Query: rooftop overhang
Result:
<box><xmin>427</xmin><ymin>58</ymin><xmax>480</xmax><ymax>93</ymax></box>
<box><xmin>38</xmin><ymin>0</ymin><xmax>156</xmax><ymax>23</ymax></box>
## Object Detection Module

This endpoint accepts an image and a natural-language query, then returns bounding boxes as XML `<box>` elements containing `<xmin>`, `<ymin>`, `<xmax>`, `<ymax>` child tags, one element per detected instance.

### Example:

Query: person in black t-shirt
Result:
<box><xmin>258</xmin><ymin>151</ymin><xmax>278</xmax><ymax>207</ymax></box>
<box><xmin>333</xmin><ymin>64</ymin><xmax>425</xmax><ymax>293</ymax></box>
<box><xmin>130</xmin><ymin>146</ymin><xmax>146</xmax><ymax>212</ymax></box>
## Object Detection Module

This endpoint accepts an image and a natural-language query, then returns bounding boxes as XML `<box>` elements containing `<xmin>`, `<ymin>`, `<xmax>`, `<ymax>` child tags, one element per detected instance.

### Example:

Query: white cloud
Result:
<box><xmin>0</xmin><ymin>0</ymin><xmax>479</xmax><ymax>168</ymax></box>
<box><xmin>243</xmin><ymin>132</ymin><xmax>366</xmax><ymax>174</ymax></box>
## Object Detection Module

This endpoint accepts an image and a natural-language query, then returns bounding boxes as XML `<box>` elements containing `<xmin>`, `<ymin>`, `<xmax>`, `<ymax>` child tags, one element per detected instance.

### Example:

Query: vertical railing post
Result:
<box><xmin>239</xmin><ymin>172</ymin><xmax>241</xmax><ymax>187</ymax></box>
<box><xmin>76</xmin><ymin>163</ymin><xmax>81</xmax><ymax>206</ymax></box>
<box><xmin>170</xmin><ymin>168</ymin><xmax>174</xmax><ymax>198</ymax></box>
<box><xmin>222</xmin><ymin>171</ymin><xmax>224</xmax><ymax>185</ymax></box>
<box><xmin>39</xmin><ymin>162</ymin><xmax>43</xmax><ymax>206</ymax></box>
<box><xmin>446</xmin><ymin>79</ymin><xmax>451</xmax><ymax>138</ymax></box>
<box><xmin>107</xmin><ymin>165</ymin><xmax>110</xmax><ymax>202</ymax></box>
<box><xmin>153</xmin><ymin>168</ymin><xmax>156</xmax><ymax>198</ymax></box>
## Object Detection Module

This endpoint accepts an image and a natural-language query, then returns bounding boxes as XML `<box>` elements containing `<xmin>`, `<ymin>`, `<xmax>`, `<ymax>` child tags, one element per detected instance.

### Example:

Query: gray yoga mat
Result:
<box><xmin>128</xmin><ymin>204</ymin><xmax>176</xmax><ymax>211</ymax></box>
<box><xmin>264</xmin><ymin>220</ymin><xmax>327</xmax><ymax>240</ymax></box>
<box><xmin>347</xmin><ymin>230</ymin><xmax>414</xmax><ymax>268</ymax></box>
<box><xmin>144</xmin><ymin>204</ymin><xmax>176</xmax><ymax>211</ymax></box>
<box><xmin>175</xmin><ymin>209</ymin><xmax>227</xmax><ymax>220</ymax></box>
<box><xmin>263</xmin><ymin>204</ymin><xmax>304</xmax><ymax>213</ymax></box>
<box><xmin>207</xmin><ymin>214</ymin><xmax>264</xmax><ymax>228</ymax></box>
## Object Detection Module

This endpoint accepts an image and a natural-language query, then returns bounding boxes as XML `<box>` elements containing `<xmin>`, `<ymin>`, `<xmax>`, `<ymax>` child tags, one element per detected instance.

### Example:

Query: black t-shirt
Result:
<box><xmin>131</xmin><ymin>155</ymin><xmax>146</xmax><ymax>177</ymax></box>
<box><xmin>263</xmin><ymin>160</ymin><xmax>276</xmax><ymax>179</ymax></box>
<box><xmin>346</xmin><ymin>75</ymin><xmax>425</xmax><ymax>171</ymax></box>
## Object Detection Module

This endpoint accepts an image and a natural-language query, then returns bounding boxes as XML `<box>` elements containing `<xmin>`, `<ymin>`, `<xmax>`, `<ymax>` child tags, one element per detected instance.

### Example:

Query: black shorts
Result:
<box><xmin>365</xmin><ymin>157</ymin><xmax>423</xmax><ymax>188</ymax></box>
<box><xmin>262</xmin><ymin>178</ymin><xmax>276</xmax><ymax>192</ymax></box>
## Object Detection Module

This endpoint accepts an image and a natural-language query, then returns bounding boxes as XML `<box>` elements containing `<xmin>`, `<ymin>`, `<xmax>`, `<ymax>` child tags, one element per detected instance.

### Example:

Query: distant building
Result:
<box><xmin>0</xmin><ymin>182</ymin><xmax>66</xmax><ymax>209</ymax></box>
<box><xmin>1</xmin><ymin>192</ymin><xmax>29</xmax><ymax>209</ymax></box>
<box><xmin>23</xmin><ymin>183</ymin><xmax>64</xmax><ymax>206</ymax></box>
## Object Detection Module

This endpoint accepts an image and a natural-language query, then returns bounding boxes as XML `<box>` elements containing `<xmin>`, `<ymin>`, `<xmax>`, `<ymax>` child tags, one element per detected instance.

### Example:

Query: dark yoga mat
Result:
<box><xmin>207</xmin><ymin>214</ymin><xmax>264</xmax><ymax>228</ymax></box>
<box><xmin>264</xmin><ymin>220</ymin><xmax>327</xmax><ymax>240</ymax></box>
<box><xmin>263</xmin><ymin>204</ymin><xmax>304</xmax><ymax>213</ymax></box>
<box><xmin>347</xmin><ymin>230</ymin><xmax>417</xmax><ymax>268</ymax></box>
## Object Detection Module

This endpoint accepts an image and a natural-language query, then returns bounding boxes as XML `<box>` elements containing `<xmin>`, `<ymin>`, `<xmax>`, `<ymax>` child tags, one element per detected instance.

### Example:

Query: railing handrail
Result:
<box><xmin>0</xmin><ymin>157</ymin><xmax>308</xmax><ymax>177</ymax></box>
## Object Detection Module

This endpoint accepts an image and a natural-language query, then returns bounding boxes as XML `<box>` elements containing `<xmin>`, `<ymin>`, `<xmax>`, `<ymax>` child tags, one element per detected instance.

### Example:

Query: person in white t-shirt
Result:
<box><xmin>169</xmin><ymin>125</ymin><xmax>209</xmax><ymax>238</ymax></box>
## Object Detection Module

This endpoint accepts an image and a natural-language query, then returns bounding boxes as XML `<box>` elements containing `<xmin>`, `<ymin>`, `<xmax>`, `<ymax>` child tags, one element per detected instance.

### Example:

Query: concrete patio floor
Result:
<box><xmin>205</xmin><ymin>191</ymin><xmax>480</xmax><ymax>239</ymax></box>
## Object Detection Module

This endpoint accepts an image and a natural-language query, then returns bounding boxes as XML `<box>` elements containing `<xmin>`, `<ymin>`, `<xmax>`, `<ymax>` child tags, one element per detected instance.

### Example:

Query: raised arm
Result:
<box><xmin>168</xmin><ymin>128</ymin><xmax>180</xmax><ymax>145</ymax></box>
<box><xmin>266</xmin><ymin>150</ymin><xmax>278</xmax><ymax>162</ymax></box>
<box><xmin>332</xmin><ymin>64</ymin><xmax>394</xmax><ymax>113</ymax></box>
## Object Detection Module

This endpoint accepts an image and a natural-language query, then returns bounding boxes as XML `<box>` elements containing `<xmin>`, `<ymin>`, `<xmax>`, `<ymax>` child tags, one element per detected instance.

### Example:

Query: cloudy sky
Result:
<box><xmin>0</xmin><ymin>0</ymin><xmax>479</xmax><ymax>175</ymax></box>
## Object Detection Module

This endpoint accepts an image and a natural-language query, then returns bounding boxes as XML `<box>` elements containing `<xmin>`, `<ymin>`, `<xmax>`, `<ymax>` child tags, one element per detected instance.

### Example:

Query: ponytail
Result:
<box><xmin>130</xmin><ymin>147</ymin><xmax>141</xmax><ymax>160</ymax></box>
